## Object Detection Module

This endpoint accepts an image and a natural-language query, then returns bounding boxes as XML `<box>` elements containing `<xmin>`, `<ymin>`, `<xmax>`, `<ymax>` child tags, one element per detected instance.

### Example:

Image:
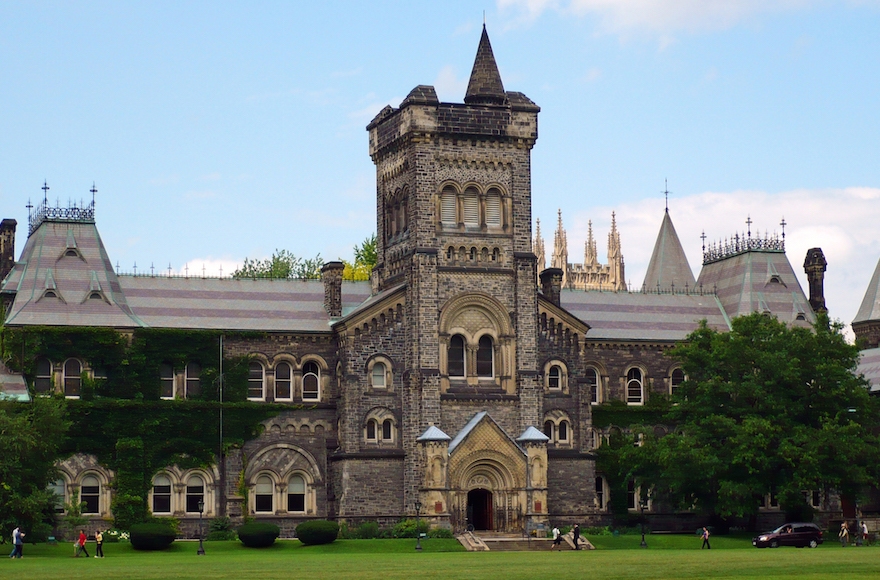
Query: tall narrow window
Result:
<box><xmin>35</xmin><ymin>357</ymin><xmax>53</xmax><ymax>394</ymax></box>
<box><xmin>186</xmin><ymin>475</ymin><xmax>205</xmax><ymax>513</ymax></box>
<box><xmin>255</xmin><ymin>475</ymin><xmax>273</xmax><ymax>513</ymax></box>
<box><xmin>366</xmin><ymin>419</ymin><xmax>377</xmax><ymax>441</ymax></box>
<box><xmin>586</xmin><ymin>367</ymin><xmax>599</xmax><ymax>404</ymax></box>
<box><xmin>371</xmin><ymin>362</ymin><xmax>386</xmax><ymax>388</ymax></box>
<box><xmin>50</xmin><ymin>479</ymin><xmax>66</xmax><ymax>513</ymax></box>
<box><xmin>595</xmin><ymin>477</ymin><xmax>605</xmax><ymax>510</ymax></box>
<box><xmin>626</xmin><ymin>368</ymin><xmax>644</xmax><ymax>405</ymax></box>
<box><xmin>441</xmin><ymin>187</ymin><xmax>457</xmax><ymax>225</ymax></box>
<box><xmin>160</xmin><ymin>363</ymin><xmax>175</xmax><ymax>399</ymax></box>
<box><xmin>248</xmin><ymin>362</ymin><xmax>265</xmax><ymax>400</ymax></box>
<box><xmin>63</xmin><ymin>358</ymin><xmax>82</xmax><ymax>397</ymax></box>
<box><xmin>670</xmin><ymin>368</ymin><xmax>685</xmax><ymax>396</ymax></box>
<box><xmin>288</xmin><ymin>476</ymin><xmax>306</xmax><ymax>512</ymax></box>
<box><xmin>485</xmin><ymin>189</ymin><xmax>502</xmax><ymax>226</ymax></box>
<box><xmin>558</xmin><ymin>420</ymin><xmax>569</xmax><ymax>442</ymax></box>
<box><xmin>548</xmin><ymin>365</ymin><xmax>561</xmax><ymax>390</ymax></box>
<box><xmin>544</xmin><ymin>420</ymin><xmax>554</xmax><ymax>440</ymax></box>
<box><xmin>382</xmin><ymin>419</ymin><xmax>393</xmax><ymax>441</ymax></box>
<box><xmin>152</xmin><ymin>474</ymin><xmax>172</xmax><ymax>514</ymax></box>
<box><xmin>448</xmin><ymin>335</ymin><xmax>465</xmax><ymax>378</ymax></box>
<box><xmin>476</xmin><ymin>335</ymin><xmax>494</xmax><ymax>378</ymax></box>
<box><xmin>627</xmin><ymin>479</ymin><xmax>637</xmax><ymax>510</ymax></box>
<box><xmin>463</xmin><ymin>187</ymin><xmax>479</xmax><ymax>226</ymax></box>
<box><xmin>275</xmin><ymin>362</ymin><xmax>292</xmax><ymax>400</ymax></box>
<box><xmin>302</xmin><ymin>362</ymin><xmax>320</xmax><ymax>401</ymax></box>
<box><xmin>185</xmin><ymin>362</ymin><xmax>201</xmax><ymax>399</ymax></box>
<box><xmin>81</xmin><ymin>475</ymin><xmax>100</xmax><ymax>514</ymax></box>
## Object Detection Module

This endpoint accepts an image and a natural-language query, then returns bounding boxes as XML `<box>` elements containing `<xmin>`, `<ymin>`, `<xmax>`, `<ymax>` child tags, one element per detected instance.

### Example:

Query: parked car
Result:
<box><xmin>753</xmin><ymin>523</ymin><xmax>823</xmax><ymax>548</ymax></box>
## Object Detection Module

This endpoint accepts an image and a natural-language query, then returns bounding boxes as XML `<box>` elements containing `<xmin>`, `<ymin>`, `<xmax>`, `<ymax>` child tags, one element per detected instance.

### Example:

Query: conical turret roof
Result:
<box><xmin>464</xmin><ymin>25</ymin><xmax>506</xmax><ymax>105</ymax></box>
<box><xmin>643</xmin><ymin>210</ymin><xmax>696</xmax><ymax>291</ymax></box>
<box><xmin>854</xmin><ymin>255</ymin><xmax>880</xmax><ymax>324</ymax></box>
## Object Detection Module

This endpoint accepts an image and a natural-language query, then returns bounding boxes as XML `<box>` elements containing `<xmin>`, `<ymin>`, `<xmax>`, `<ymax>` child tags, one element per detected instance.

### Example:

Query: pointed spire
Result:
<box><xmin>584</xmin><ymin>220</ymin><xmax>598</xmax><ymax>267</ymax></box>
<box><xmin>551</xmin><ymin>209</ymin><xmax>568</xmax><ymax>288</ymax></box>
<box><xmin>534</xmin><ymin>218</ymin><xmax>546</xmax><ymax>274</ymax></box>
<box><xmin>643</xmin><ymin>209</ymin><xmax>696</xmax><ymax>292</ymax></box>
<box><xmin>464</xmin><ymin>24</ymin><xmax>506</xmax><ymax>105</ymax></box>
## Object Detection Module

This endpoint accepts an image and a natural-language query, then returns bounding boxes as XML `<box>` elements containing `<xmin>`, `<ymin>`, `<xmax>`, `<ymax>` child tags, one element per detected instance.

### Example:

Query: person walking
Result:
<box><xmin>76</xmin><ymin>529</ymin><xmax>90</xmax><ymax>558</ymax></box>
<box><xmin>839</xmin><ymin>521</ymin><xmax>849</xmax><ymax>547</ymax></box>
<box><xmin>572</xmin><ymin>523</ymin><xmax>581</xmax><ymax>550</ymax></box>
<box><xmin>861</xmin><ymin>521</ymin><xmax>869</xmax><ymax>546</ymax></box>
<box><xmin>10</xmin><ymin>526</ymin><xmax>24</xmax><ymax>558</ymax></box>
<box><xmin>551</xmin><ymin>526</ymin><xmax>562</xmax><ymax>550</ymax></box>
<box><xmin>701</xmin><ymin>527</ymin><xmax>711</xmax><ymax>549</ymax></box>
<box><xmin>95</xmin><ymin>529</ymin><xmax>104</xmax><ymax>558</ymax></box>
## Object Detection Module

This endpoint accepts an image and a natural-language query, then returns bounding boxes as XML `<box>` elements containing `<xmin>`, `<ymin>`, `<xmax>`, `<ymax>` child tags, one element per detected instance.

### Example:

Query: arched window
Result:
<box><xmin>626</xmin><ymin>368</ymin><xmax>644</xmax><ymax>405</ymax></box>
<box><xmin>35</xmin><ymin>357</ymin><xmax>53</xmax><ymax>394</ymax></box>
<box><xmin>371</xmin><ymin>362</ymin><xmax>386</xmax><ymax>388</ymax></box>
<box><xmin>248</xmin><ymin>362</ymin><xmax>265</xmax><ymax>401</ymax></box>
<box><xmin>255</xmin><ymin>475</ymin><xmax>273</xmax><ymax>513</ymax></box>
<box><xmin>595</xmin><ymin>477</ymin><xmax>606</xmax><ymax>510</ymax></box>
<box><xmin>287</xmin><ymin>476</ymin><xmax>306</xmax><ymax>512</ymax></box>
<box><xmin>152</xmin><ymin>474</ymin><xmax>172</xmax><ymax>514</ymax></box>
<box><xmin>548</xmin><ymin>365</ymin><xmax>562</xmax><ymax>390</ymax></box>
<box><xmin>463</xmin><ymin>187</ymin><xmax>479</xmax><ymax>226</ymax></box>
<box><xmin>50</xmin><ymin>479</ymin><xmax>66</xmax><ymax>513</ymax></box>
<box><xmin>558</xmin><ymin>420</ymin><xmax>570</xmax><ymax>443</ymax></box>
<box><xmin>485</xmin><ymin>188</ymin><xmax>502</xmax><ymax>226</ymax></box>
<box><xmin>81</xmin><ymin>475</ymin><xmax>100</xmax><ymax>514</ymax></box>
<box><xmin>586</xmin><ymin>367</ymin><xmax>600</xmax><ymax>404</ymax></box>
<box><xmin>382</xmin><ymin>419</ymin><xmax>393</xmax><ymax>441</ymax></box>
<box><xmin>185</xmin><ymin>362</ymin><xmax>201</xmax><ymax>398</ymax></box>
<box><xmin>543</xmin><ymin>420</ymin><xmax>554</xmax><ymax>439</ymax></box>
<box><xmin>160</xmin><ymin>363</ymin><xmax>175</xmax><ymax>399</ymax></box>
<box><xmin>441</xmin><ymin>186</ymin><xmax>457</xmax><ymax>225</ymax></box>
<box><xmin>670</xmin><ymin>368</ymin><xmax>685</xmax><ymax>396</ymax></box>
<box><xmin>186</xmin><ymin>475</ymin><xmax>205</xmax><ymax>513</ymax></box>
<box><xmin>627</xmin><ymin>479</ymin><xmax>637</xmax><ymax>510</ymax></box>
<box><xmin>476</xmin><ymin>335</ymin><xmax>494</xmax><ymax>378</ymax></box>
<box><xmin>275</xmin><ymin>362</ymin><xmax>292</xmax><ymax>400</ymax></box>
<box><xmin>366</xmin><ymin>419</ymin><xmax>377</xmax><ymax>441</ymax></box>
<box><xmin>63</xmin><ymin>358</ymin><xmax>82</xmax><ymax>397</ymax></box>
<box><xmin>302</xmin><ymin>361</ymin><xmax>320</xmax><ymax>401</ymax></box>
<box><xmin>448</xmin><ymin>335</ymin><xmax>465</xmax><ymax>378</ymax></box>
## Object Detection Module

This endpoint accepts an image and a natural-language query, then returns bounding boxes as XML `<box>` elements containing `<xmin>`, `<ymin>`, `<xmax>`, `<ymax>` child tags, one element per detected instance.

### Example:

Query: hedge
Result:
<box><xmin>130</xmin><ymin>523</ymin><xmax>176</xmax><ymax>551</ymax></box>
<box><xmin>296</xmin><ymin>520</ymin><xmax>339</xmax><ymax>545</ymax></box>
<box><xmin>237</xmin><ymin>522</ymin><xmax>280</xmax><ymax>548</ymax></box>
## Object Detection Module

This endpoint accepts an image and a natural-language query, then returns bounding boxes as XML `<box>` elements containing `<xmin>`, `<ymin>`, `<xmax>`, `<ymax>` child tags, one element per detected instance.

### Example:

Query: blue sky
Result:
<box><xmin>2</xmin><ymin>1</ymin><xmax>879</xmax><ymax>333</ymax></box>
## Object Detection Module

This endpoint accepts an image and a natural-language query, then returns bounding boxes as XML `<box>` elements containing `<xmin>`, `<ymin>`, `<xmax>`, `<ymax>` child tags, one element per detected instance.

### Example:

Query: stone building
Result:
<box><xmin>0</xmin><ymin>27</ymin><xmax>837</xmax><ymax>536</ymax></box>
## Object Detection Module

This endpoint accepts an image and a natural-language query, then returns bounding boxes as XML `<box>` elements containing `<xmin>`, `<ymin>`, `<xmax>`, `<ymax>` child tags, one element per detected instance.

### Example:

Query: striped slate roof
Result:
<box><xmin>696</xmin><ymin>249</ymin><xmax>814</xmax><ymax>327</ymax></box>
<box><xmin>642</xmin><ymin>210</ymin><xmax>696</xmax><ymax>292</ymax></box>
<box><xmin>561</xmin><ymin>290</ymin><xmax>730</xmax><ymax>342</ymax></box>
<box><xmin>858</xmin><ymin>347</ymin><xmax>880</xmax><ymax>393</ymax></box>
<box><xmin>2</xmin><ymin>220</ymin><xmax>372</xmax><ymax>332</ymax></box>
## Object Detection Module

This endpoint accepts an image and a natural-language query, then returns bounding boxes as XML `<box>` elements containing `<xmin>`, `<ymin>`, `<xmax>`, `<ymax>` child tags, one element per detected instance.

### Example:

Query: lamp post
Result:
<box><xmin>639</xmin><ymin>495</ymin><xmax>648</xmax><ymax>548</ymax></box>
<box><xmin>415</xmin><ymin>500</ymin><xmax>423</xmax><ymax>551</ymax></box>
<box><xmin>197</xmin><ymin>498</ymin><xmax>206</xmax><ymax>555</ymax></box>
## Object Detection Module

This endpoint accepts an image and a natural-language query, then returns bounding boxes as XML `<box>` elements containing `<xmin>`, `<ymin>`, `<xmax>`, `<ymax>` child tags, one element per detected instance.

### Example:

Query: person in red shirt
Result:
<box><xmin>76</xmin><ymin>530</ymin><xmax>90</xmax><ymax>558</ymax></box>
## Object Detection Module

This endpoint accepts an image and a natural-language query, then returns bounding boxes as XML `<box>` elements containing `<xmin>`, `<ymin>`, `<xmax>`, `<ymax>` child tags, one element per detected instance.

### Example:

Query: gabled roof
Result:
<box><xmin>416</xmin><ymin>425</ymin><xmax>451</xmax><ymax>442</ymax></box>
<box><xmin>448</xmin><ymin>411</ymin><xmax>526</xmax><ymax>456</ymax></box>
<box><xmin>561</xmin><ymin>290</ymin><xmax>730</xmax><ymax>341</ymax></box>
<box><xmin>516</xmin><ymin>426</ymin><xmax>549</xmax><ymax>443</ymax></box>
<box><xmin>696</xmin><ymin>249</ymin><xmax>814</xmax><ymax>327</ymax></box>
<box><xmin>464</xmin><ymin>25</ymin><xmax>506</xmax><ymax>105</ymax></box>
<box><xmin>643</xmin><ymin>210</ymin><xmax>696</xmax><ymax>292</ymax></box>
<box><xmin>853</xmin><ymin>255</ymin><xmax>880</xmax><ymax>325</ymax></box>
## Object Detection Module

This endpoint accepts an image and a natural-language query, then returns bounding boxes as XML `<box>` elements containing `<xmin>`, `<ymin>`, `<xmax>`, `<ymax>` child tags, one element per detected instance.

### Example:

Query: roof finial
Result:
<box><xmin>701</xmin><ymin>230</ymin><xmax>707</xmax><ymax>253</ymax></box>
<box><xmin>42</xmin><ymin>180</ymin><xmax>49</xmax><ymax>204</ymax></box>
<box><xmin>746</xmin><ymin>215</ymin><xmax>752</xmax><ymax>238</ymax></box>
<box><xmin>662</xmin><ymin>178</ymin><xmax>671</xmax><ymax>213</ymax></box>
<box><xmin>90</xmin><ymin>182</ymin><xmax>97</xmax><ymax>206</ymax></box>
<box><xmin>780</xmin><ymin>217</ymin><xmax>786</xmax><ymax>240</ymax></box>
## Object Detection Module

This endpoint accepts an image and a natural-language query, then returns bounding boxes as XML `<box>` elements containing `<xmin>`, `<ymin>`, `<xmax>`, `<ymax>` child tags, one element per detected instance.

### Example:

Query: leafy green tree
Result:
<box><xmin>621</xmin><ymin>312</ymin><xmax>880</xmax><ymax>525</ymax></box>
<box><xmin>343</xmin><ymin>234</ymin><xmax>377</xmax><ymax>281</ymax></box>
<box><xmin>0</xmin><ymin>398</ymin><xmax>70</xmax><ymax>539</ymax></box>
<box><xmin>232</xmin><ymin>249</ymin><xmax>322</xmax><ymax>279</ymax></box>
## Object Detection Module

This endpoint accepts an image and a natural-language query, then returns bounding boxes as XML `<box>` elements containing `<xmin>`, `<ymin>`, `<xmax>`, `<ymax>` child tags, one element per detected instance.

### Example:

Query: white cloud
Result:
<box><xmin>544</xmin><ymin>186</ymin><xmax>880</xmax><ymax>335</ymax></box>
<box><xmin>348</xmin><ymin>93</ymin><xmax>403</xmax><ymax>123</ymax></box>
<box><xmin>178</xmin><ymin>258</ymin><xmax>243</xmax><ymax>278</ymax></box>
<box><xmin>184</xmin><ymin>190</ymin><xmax>217</xmax><ymax>201</ymax></box>
<box><xmin>582</xmin><ymin>66</ymin><xmax>602</xmax><ymax>82</ymax></box>
<box><xmin>434</xmin><ymin>65</ymin><xmax>469</xmax><ymax>102</ymax></box>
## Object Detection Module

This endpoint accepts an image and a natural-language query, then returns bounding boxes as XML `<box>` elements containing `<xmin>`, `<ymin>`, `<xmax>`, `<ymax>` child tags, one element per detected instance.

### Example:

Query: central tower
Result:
<box><xmin>366</xmin><ymin>26</ymin><xmax>542</xmax><ymax>529</ymax></box>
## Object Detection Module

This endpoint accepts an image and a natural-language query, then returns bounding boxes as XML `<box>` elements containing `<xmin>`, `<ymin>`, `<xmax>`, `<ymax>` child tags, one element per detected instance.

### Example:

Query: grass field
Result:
<box><xmin>4</xmin><ymin>536</ymin><xmax>879</xmax><ymax>579</ymax></box>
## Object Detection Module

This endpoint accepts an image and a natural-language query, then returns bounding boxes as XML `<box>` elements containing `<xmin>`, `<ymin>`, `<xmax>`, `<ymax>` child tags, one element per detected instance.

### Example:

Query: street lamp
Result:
<box><xmin>197</xmin><ymin>498</ymin><xmax>206</xmax><ymax>555</ymax></box>
<box><xmin>639</xmin><ymin>495</ymin><xmax>648</xmax><ymax>549</ymax></box>
<box><xmin>415</xmin><ymin>500</ymin><xmax>423</xmax><ymax>551</ymax></box>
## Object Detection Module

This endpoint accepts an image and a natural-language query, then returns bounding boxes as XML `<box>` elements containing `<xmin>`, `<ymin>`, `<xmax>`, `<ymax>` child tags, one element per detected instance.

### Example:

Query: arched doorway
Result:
<box><xmin>467</xmin><ymin>488</ymin><xmax>493</xmax><ymax>531</ymax></box>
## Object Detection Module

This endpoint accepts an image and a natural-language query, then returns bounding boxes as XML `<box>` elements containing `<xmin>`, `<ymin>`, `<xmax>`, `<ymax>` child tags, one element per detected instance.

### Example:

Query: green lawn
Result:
<box><xmin>4</xmin><ymin>537</ymin><xmax>879</xmax><ymax>579</ymax></box>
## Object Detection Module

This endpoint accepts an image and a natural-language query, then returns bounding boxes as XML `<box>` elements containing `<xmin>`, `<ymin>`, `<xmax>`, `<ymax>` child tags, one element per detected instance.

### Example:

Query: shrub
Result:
<box><xmin>130</xmin><ymin>523</ymin><xmax>176</xmax><ymax>551</ymax></box>
<box><xmin>296</xmin><ymin>520</ymin><xmax>339</xmax><ymax>545</ymax></box>
<box><xmin>206</xmin><ymin>530</ymin><xmax>237</xmax><ymax>541</ymax></box>
<box><xmin>208</xmin><ymin>516</ymin><xmax>236</xmax><ymax>539</ymax></box>
<box><xmin>427</xmin><ymin>527</ymin><xmax>454</xmax><ymax>539</ymax></box>
<box><xmin>103</xmin><ymin>529</ymin><xmax>128</xmax><ymax>543</ymax></box>
<box><xmin>391</xmin><ymin>518</ymin><xmax>429</xmax><ymax>539</ymax></box>
<box><xmin>355</xmin><ymin>521</ymin><xmax>380</xmax><ymax>539</ymax></box>
<box><xmin>237</xmin><ymin>522</ymin><xmax>280</xmax><ymax>548</ymax></box>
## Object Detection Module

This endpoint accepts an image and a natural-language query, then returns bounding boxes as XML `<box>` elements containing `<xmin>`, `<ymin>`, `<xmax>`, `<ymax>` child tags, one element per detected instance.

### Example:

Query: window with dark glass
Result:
<box><xmin>476</xmin><ymin>335</ymin><xmax>493</xmax><ymax>378</ymax></box>
<box><xmin>152</xmin><ymin>474</ymin><xmax>172</xmax><ymax>513</ymax></box>
<box><xmin>544</xmin><ymin>421</ymin><xmax>554</xmax><ymax>440</ymax></box>
<box><xmin>302</xmin><ymin>362</ymin><xmax>320</xmax><ymax>401</ymax></box>
<box><xmin>626</xmin><ymin>368</ymin><xmax>643</xmax><ymax>404</ymax></box>
<box><xmin>275</xmin><ymin>362</ymin><xmax>292</xmax><ymax>400</ymax></box>
<box><xmin>35</xmin><ymin>357</ymin><xmax>53</xmax><ymax>394</ymax></box>
<box><xmin>382</xmin><ymin>419</ymin><xmax>393</xmax><ymax>441</ymax></box>
<box><xmin>627</xmin><ymin>479</ymin><xmax>637</xmax><ymax>510</ymax></box>
<box><xmin>160</xmin><ymin>363</ymin><xmax>174</xmax><ymax>399</ymax></box>
<box><xmin>671</xmin><ymin>368</ymin><xmax>685</xmax><ymax>395</ymax></box>
<box><xmin>248</xmin><ymin>362</ymin><xmax>264</xmax><ymax>400</ymax></box>
<box><xmin>448</xmin><ymin>335</ymin><xmax>465</xmax><ymax>378</ymax></box>
<box><xmin>186</xmin><ymin>475</ymin><xmax>205</xmax><ymax>513</ymax></box>
<box><xmin>185</xmin><ymin>362</ymin><xmax>201</xmax><ymax>398</ymax></box>
<box><xmin>548</xmin><ymin>365</ymin><xmax>561</xmax><ymax>390</ymax></box>
<box><xmin>287</xmin><ymin>476</ymin><xmax>305</xmax><ymax>512</ymax></box>
<box><xmin>255</xmin><ymin>475</ymin><xmax>273</xmax><ymax>513</ymax></box>
<box><xmin>595</xmin><ymin>477</ymin><xmax>605</xmax><ymax>510</ymax></box>
<box><xmin>81</xmin><ymin>475</ymin><xmax>100</xmax><ymax>514</ymax></box>
<box><xmin>50</xmin><ymin>479</ymin><xmax>65</xmax><ymax>513</ymax></box>
<box><xmin>64</xmin><ymin>358</ymin><xmax>82</xmax><ymax>397</ymax></box>
<box><xmin>366</xmin><ymin>420</ymin><xmax>377</xmax><ymax>441</ymax></box>
<box><xmin>558</xmin><ymin>421</ymin><xmax>569</xmax><ymax>442</ymax></box>
<box><xmin>586</xmin><ymin>368</ymin><xmax>599</xmax><ymax>404</ymax></box>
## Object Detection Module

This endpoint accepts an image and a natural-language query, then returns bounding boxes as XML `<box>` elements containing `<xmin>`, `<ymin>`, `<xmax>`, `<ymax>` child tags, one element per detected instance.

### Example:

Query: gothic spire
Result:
<box><xmin>534</xmin><ymin>218</ymin><xmax>546</xmax><ymax>274</ymax></box>
<box><xmin>551</xmin><ymin>209</ymin><xmax>569</xmax><ymax>287</ymax></box>
<box><xmin>643</xmin><ymin>209</ymin><xmax>695</xmax><ymax>292</ymax></box>
<box><xmin>464</xmin><ymin>24</ymin><xmax>506</xmax><ymax>105</ymax></box>
<box><xmin>584</xmin><ymin>220</ymin><xmax>598</xmax><ymax>267</ymax></box>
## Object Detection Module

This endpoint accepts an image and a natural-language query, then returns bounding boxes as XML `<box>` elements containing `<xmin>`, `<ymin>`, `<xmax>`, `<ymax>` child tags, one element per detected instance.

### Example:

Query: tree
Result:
<box><xmin>342</xmin><ymin>235</ymin><xmax>377</xmax><ymax>281</ymax></box>
<box><xmin>620</xmin><ymin>312</ymin><xmax>880</xmax><ymax>524</ymax></box>
<box><xmin>231</xmin><ymin>249</ymin><xmax>322</xmax><ymax>279</ymax></box>
<box><xmin>0</xmin><ymin>398</ymin><xmax>70</xmax><ymax>540</ymax></box>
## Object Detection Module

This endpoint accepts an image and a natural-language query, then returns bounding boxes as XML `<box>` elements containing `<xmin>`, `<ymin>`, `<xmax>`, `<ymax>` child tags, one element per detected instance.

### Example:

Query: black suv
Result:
<box><xmin>753</xmin><ymin>523</ymin><xmax>824</xmax><ymax>548</ymax></box>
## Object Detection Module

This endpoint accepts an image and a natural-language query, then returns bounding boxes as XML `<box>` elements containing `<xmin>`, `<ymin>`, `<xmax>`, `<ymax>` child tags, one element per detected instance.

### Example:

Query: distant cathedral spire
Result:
<box><xmin>534</xmin><ymin>218</ymin><xmax>546</xmax><ymax>273</ymax></box>
<box><xmin>551</xmin><ymin>209</ymin><xmax>569</xmax><ymax>288</ymax></box>
<box><xmin>584</xmin><ymin>220</ymin><xmax>598</xmax><ymax>267</ymax></box>
<box><xmin>464</xmin><ymin>24</ymin><xmax>506</xmax><ymax>105</ymax></box>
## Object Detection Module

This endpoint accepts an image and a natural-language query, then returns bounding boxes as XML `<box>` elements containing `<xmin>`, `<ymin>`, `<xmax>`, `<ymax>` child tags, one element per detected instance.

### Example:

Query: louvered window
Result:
<box><xmin>485</xmin><ymin>191</ymin><xmax>501</xmax><ymax>226</ymax></box>
<box><xmin>463</xmin><ymin>189</ymin><xmax>479</xmax><ymax>226</ymax></box>
<box><xmin>441</xmin><ymin>188</ymin><xmax>457</xmax><ymax>225</ymax></box>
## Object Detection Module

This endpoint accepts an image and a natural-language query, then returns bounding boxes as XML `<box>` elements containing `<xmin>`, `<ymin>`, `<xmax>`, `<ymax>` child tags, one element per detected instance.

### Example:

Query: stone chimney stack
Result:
<box><xmin>539</xmin><ymin>267</ymin><xmax>563</xmax><ymax>307</ymax></box>
<box><xmin>803</xmin><ymin>248</ymin><xmax>827</xmax><ymax>313</ymax></box>
<box><xmin>0</xmin><ymin>219</ymin><xmax>16</xmax><ymax>282</ymax></box>
<box><xmin>321</xmin><ymin>261</ymin><xmax>345</xmax><ymax>318</ymax></box>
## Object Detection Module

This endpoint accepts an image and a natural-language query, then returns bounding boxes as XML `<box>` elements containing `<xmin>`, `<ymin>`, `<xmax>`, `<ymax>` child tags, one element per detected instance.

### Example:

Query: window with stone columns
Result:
<box><xmin>437</xmin><ymin>181</ymin><xmax>508</xmax><ymax>231</ymax></box>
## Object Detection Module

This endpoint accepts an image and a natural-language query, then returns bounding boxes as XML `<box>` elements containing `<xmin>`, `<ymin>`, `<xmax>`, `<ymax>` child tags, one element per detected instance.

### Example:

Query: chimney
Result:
<box><xmin>321</xmin><ymin>261</ymin><xmax>345</xmax><ymax>317</ymax></box>
<box><xmin>539</xmin><ymin>267</ymin><xmax>564</xmax><ymax>307</ymax></box>
<box><xmin>803</xmin><ymin>248</ymin><xmax>827</xmax><ymax>313</ymax></box>
<box><xmin>0</xmin><ymin>219</ymin><xmax>16</xmax><ymax>282</ymax></box>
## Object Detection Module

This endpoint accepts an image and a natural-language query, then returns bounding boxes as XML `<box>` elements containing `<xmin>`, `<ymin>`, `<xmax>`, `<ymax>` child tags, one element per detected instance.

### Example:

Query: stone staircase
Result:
<box><xmin>457</xmin><ymin>531</ymin><xmax>594</xmax><ymax>552</ymax></box>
